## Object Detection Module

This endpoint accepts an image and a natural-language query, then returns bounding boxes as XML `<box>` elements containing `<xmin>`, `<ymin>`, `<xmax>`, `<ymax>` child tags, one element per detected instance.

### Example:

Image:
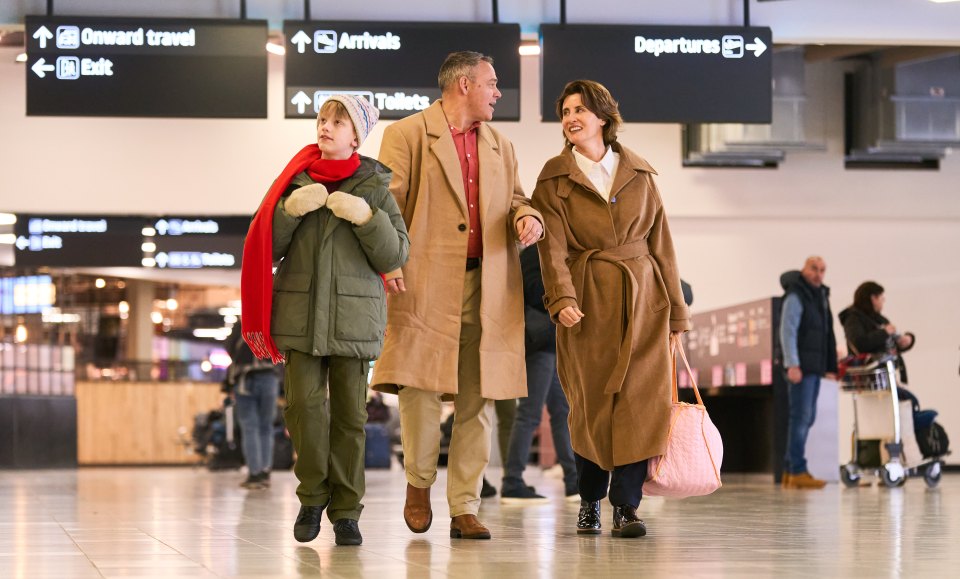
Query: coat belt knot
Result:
<box><xmin>568</xmin><ymin>239</ymin><xmax>650</xmax><ymax>394</ymax></box>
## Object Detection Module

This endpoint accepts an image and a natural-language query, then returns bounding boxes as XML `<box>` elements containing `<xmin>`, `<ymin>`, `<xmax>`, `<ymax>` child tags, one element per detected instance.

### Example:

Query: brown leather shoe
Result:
<box><xmin>450</xmin><ymin>514</ymin><xmax>491</xmax><ymax>539</ymax></box>
<box><xmin>404</xmin><ymin>483</ymin><xmax>433</xmax><ymax>533</ymax></box>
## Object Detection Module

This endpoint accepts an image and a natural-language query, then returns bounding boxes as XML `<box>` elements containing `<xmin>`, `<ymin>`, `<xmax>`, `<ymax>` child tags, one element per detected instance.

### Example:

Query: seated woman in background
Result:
<box><xmin>839</xmin><ymin>281</ymin><xmax>915</xmax><ymax>383</ymax></box>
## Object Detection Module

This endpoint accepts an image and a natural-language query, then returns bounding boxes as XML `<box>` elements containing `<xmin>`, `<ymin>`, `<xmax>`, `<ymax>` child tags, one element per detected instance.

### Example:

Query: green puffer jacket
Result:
<box><xmin>270</xmin><ymin>156</ymin><xmax>409</xmax><ymax>360</ymax></box>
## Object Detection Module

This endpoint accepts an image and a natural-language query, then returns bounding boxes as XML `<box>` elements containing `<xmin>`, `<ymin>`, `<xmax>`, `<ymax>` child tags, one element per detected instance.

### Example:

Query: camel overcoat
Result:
<box><xmin>531</xmin><ymin>143</ymin><xmax>690</xmax><ymax>470</ymax></box>
<box><xmin>370</xmin><ymin>101</ymin><xmax>542</xmax><ymax>400</ymax></box>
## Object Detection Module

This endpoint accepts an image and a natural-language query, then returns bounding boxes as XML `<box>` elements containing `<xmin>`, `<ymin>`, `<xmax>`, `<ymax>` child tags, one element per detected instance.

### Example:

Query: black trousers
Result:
<box><xmin>576</xmin><ymin>452</ymin><xmax>648</xmax><ymax>508</ymax></box>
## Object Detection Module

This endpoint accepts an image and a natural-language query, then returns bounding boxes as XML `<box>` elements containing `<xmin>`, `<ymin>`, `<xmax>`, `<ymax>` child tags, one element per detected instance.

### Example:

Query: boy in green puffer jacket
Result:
<box><xmin>241</xmin><ymin>95</ymin><xmax>409</xmax><ymax>546</ymax></box>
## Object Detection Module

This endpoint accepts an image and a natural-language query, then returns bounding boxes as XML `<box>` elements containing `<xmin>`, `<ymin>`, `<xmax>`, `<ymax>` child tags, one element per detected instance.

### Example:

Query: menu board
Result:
<box><xmin>681</xmin><ymin>297</ymin><xmax>776</xmax><ymax>387</ymax></box>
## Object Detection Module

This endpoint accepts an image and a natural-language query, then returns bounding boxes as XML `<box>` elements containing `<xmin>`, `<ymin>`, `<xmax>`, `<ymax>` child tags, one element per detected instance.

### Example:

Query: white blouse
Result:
<box><xmin>572</xmin><ymin>145</ymin><xmax>620</xmax><ymax>202</ymax></box>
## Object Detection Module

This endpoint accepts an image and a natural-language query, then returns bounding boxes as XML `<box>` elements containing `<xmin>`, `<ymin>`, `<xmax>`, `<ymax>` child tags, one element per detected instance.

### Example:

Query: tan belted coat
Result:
<box><xmin>371</xmin><ymin>101</ymin><xmax>542</xmax><ymax>399</ymax></box>
<box><xmin>531</xmin><ymin>143</ymin><xmax>690</xmax><ymax>470</ymax></box>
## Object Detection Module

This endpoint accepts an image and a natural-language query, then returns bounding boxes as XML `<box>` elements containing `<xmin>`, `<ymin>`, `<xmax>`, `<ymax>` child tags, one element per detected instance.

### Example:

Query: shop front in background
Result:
<box><xmin>1</xmin><ymin>272</ymin><xmax>238</xmax><ymax>468</ymax></box>
<box><xmin>679</xmin><ymin>297</ymin><xmax>839</xmax><ymax>480</ymax></box>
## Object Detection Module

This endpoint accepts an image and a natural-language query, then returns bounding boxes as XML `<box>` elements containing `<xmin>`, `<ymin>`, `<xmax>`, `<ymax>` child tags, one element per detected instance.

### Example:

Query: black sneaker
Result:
<box><xmin>480</xmin><ymin>477</ymin><xmax>498</xmax><ymax>498</ymax></box>
<box><xmin>240</xmin><ymin>474</ymin><xmax>265</xmax><ymax>490</ymax></box>
<box><xmin>259</xmin><ymin>471</ymin><xmax>271</xmax><ymax>488</ymax></box>
<box><xmin>577</xmin><ymin>500</ymin><xmax>602</xmax><ymax>535</ymax></box>
<box><xmin>333</xmin><ymin>519</ymin><xmax>363</xmax><ymax>546</ymax></box>
<box><xmin>612</xmin><ymin>505</ymin><xmax>646</xmax><ymax>538</ymax></box>
<box><xmin>294</xmin><ymin>504</ymin><xmax>325</xmax><ymax>543</ymax></box>
<box><xmin>500</xmin><ymin>484</ymin><xmax>550</xmax><ymax>505</ymax></box>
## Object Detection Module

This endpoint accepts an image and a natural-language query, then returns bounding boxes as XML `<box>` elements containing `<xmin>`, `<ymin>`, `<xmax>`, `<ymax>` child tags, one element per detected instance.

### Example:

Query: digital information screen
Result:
<box><xmin>541</xmin><ymin>25</ymin><xmax>773</xmax><ymax>124</ymax></box>
<box><xmin>283</xmin><ymin>21</ymin><xmax>521</xmax><ymax>120</ymax></box>
<box><xmin>144</xmin><ymin>216</ymin><xmax>249</xmax><ymax>270</ymax></box>
<box><xmin>13</xmin><ymin>214</ymin><xmax>249</xmax><ymax>269</ymax></box>
<box><xmin>25</xmin><ymin>16</ymin><xmax>268</xmax><ymax>118</ymax></box>
<box><xmin>13</xmin><ymin>215</ymin><xmax>145</xmax><ymax>267</ymax></box>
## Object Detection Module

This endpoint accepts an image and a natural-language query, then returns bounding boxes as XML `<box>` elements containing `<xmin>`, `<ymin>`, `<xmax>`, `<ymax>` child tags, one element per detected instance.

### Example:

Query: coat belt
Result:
<box><xmin>568</xmin><ymin>239</ymin><xmax>650</xmax><ymax>395</ymax></box>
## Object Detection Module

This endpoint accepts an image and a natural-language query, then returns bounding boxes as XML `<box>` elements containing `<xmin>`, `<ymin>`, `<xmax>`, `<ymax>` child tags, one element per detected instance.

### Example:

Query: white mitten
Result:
<box><xmin>326</xmin><ymin>191</ymin><xmax>373</xmax><ymax>225</ymax></box>
<box><xmin>283</xmin><ymin>183</ymin><xmax>328</xmax><ymax>217</ymax></box>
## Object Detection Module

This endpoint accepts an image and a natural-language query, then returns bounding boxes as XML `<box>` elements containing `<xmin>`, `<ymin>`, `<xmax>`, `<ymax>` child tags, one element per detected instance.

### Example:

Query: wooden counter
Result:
<box><xmin>76</xmin><ymin>381</ymin><xmax>224</xmax><ymax>465</ymax></box>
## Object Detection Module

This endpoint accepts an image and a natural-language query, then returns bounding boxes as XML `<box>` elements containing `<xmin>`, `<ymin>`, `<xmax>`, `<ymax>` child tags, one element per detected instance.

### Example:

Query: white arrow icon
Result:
<box><xmin>33</xmin><ymin>26</ymin><xmax>53</xmax><ymax>49</ymax></box>
<box><xmin>15</xmin><ymin>236</ymin><xmax>29</xmax><ymax>250</ymax></box>
<box><xmin>31</xmin><ymin>58</ymin><xmax>55</xmax><ymax>78</ymax></box>
<box><xmin>291</xmin><ymin>91</ymin><xmax>312</xmax><ymax>115</ymax></box>
<box><xmin>746</xmin><ymin>37</ymin><xmax>767</xmax><ymax>58</ymax></box>
<box><xmin>291</xmin><ymin>30</ymin><xmax>311</xmax><ymax>54</ymax></box>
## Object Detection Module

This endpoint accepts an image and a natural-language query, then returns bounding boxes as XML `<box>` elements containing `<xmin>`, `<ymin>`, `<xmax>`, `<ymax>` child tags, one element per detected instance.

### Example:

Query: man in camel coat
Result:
<box><xmin>372</xmin><ymin>51</ymin><xmax>543</xmax><ymax>540</ymax></box>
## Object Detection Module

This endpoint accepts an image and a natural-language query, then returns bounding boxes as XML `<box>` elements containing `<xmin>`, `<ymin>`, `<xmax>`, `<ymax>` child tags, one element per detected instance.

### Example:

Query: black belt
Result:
<box><xmin>465</xmin><ymin>257</ymin><xmax>481</xmax><ymax>271</ymax></box>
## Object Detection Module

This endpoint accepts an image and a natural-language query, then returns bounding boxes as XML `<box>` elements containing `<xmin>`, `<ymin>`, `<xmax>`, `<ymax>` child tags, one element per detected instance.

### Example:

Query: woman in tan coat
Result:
<box><xmin>532</xmin><ymin>80</ymin><xmax>690</xmax><ymax>539</ymax></box>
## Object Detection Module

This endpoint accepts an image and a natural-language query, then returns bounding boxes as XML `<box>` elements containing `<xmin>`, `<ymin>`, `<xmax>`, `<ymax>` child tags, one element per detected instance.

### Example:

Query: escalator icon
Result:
<box><xmin>315</xmin><ymin>30</ymin><xmax>337</xmax><ymax>54</ymax></box>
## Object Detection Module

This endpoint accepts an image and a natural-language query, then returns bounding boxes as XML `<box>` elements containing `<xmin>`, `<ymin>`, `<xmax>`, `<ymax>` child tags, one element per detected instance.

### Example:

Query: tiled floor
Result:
<box><xmin>1</xmin><ymin>465</ymin><xmax>958</xmax><ymax>578</ymax></box>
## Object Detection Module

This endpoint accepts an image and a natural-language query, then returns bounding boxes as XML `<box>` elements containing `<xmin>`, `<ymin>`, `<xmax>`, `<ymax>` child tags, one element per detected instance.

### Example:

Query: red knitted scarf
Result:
<box><xmin>241</xmin><ymin>145</ymin><xmax>360</xmax><ymax>362</ymax></box>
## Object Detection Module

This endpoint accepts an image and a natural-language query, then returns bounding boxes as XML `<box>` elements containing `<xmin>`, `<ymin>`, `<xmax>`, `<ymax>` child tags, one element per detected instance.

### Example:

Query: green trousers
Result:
<box><xmin>284</xmin><ymin>350</ymin><xmax>369</xmax><ymax>522</ymax></box>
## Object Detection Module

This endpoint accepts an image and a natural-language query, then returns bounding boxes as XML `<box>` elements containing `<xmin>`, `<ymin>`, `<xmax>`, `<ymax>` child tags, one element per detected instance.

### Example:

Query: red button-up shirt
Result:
<box><xmin>449</xmin><ymin>122</ymin><xmax>482</xmax><ymax>259</ymax></box>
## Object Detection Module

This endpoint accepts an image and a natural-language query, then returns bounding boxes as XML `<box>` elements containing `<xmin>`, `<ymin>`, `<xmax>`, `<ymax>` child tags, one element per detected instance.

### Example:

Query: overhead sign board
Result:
<box><xmin>144</xmin><ymin>216</ymin><xmax>248</xmax><ymax>269</ymax></box>
<box><xmin>25</xmin><ymin>16</ymin><xmax>268</xmax><ymax>118</ymax></box>
<box><xmin>283</xmin><ymin>21</ymin><xmax>521</xmax><ymax>120</ymax></box>
<box><xmin>13</xmin><ymin>214</ymin><xmax>248</xmax><ymax>269</ymax></box>
<box><xmin>13</xmin><ymin>215</ymin><xmax>144</xmax><ymax>267</ymax></box>
<box><xmin>541</xmin><ymin>25</ymin><xmax>773</xmax><ymax>123</ymax></box>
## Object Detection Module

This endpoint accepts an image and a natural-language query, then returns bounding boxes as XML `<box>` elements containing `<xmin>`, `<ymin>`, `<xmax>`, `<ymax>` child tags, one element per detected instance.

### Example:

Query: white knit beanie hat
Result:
<box><xmin>319</xmin><ymin>94</ymin><xmax>380</xmax><ymax>147</ymax></box>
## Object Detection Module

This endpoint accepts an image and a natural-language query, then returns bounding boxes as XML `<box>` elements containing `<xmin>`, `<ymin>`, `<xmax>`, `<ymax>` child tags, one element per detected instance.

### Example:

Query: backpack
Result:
<box><xmin>916</xmin><ymin>422</ymin><xmax>950</xmax><ymax>458</ymax></box>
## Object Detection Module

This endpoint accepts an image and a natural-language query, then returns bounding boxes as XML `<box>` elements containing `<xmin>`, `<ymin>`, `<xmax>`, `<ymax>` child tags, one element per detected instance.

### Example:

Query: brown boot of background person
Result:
<box><xmin>783</xmin><ymin>472</ymin><xmax>827</xmax><ymax>489</ymax></box>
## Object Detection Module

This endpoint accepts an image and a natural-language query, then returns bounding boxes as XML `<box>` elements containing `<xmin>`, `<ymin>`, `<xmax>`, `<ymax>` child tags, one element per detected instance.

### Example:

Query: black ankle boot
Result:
<box><xmin>612</xmin><ymin>504</ymin><xmax>646</xmax><ymax>538</ymax></box>
<box><xmin>577</xmin><ymin>500</ymin><xmax>602</xmax><ymax>535</ymax></box>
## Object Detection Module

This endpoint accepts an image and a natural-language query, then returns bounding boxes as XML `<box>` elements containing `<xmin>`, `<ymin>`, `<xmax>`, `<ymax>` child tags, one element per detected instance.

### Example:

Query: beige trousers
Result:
<box><xmin>398</xmin><ymin>267</ymin><xmax>490</xmax><ymax>517</ymax></box>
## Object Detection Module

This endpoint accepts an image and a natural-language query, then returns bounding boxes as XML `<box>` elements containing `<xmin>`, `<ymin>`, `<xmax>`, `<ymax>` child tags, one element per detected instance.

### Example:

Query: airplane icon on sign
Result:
<box><xmin>314</xmin><ymin>30</ymin><xmax>337</xmax><ymax>54</ymax></box>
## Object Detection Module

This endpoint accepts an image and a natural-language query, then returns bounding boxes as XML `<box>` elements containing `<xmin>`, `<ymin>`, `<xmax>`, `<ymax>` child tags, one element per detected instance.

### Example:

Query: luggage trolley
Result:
<box><xmin>839</xmin><ymin>354</ymin><xmax>944</xmax><ymax>489</ymax></box>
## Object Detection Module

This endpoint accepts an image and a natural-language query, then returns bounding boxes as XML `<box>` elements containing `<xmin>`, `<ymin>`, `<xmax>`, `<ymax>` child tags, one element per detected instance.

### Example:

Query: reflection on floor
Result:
<box><xmin>1</xmin><ymin>465</ymin><xmax>958</xmax><ymax>578</ymax></box>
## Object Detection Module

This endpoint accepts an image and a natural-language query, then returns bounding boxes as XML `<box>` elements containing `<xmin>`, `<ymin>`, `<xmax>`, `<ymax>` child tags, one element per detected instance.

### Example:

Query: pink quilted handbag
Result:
<box><xmin>643</xmin><ymin>335</ymin><xmax>723</xmax><ymax>498</ymax></box>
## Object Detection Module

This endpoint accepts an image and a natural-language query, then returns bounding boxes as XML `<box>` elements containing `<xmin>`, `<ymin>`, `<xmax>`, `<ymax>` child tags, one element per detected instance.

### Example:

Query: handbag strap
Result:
<box><xmin>670</xmin><ymin>334</ymin><xmax>704</xmax><ymax>406</ymax></box>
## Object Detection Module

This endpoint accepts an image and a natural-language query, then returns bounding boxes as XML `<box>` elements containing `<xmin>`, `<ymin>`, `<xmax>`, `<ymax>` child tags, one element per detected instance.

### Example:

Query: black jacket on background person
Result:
<box><xmin>225</xmin><ymin>323</ymin><xmax>280</xmax><ymax>394</ymax></box>
<box><xmin>780</xmin><ymin>270</ymin><xmax>838</xmax><ymax>376</ymax></box>
<box><xmin>839</xmin><ymin>306</ymin><xmax>915</xmax><ymax>384</ymax></box>
<box><xmin>521</xmin><ymin>246</ymin><xmax>555</xmax><ymax>354</ymax></box>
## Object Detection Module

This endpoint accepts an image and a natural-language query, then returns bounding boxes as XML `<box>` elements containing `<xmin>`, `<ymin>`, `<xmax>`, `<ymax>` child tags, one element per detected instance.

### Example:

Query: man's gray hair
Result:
<box><xmin>438</xmin><ymin>51</ymin><xmax>494</xmax><ymax>93</ymax></box>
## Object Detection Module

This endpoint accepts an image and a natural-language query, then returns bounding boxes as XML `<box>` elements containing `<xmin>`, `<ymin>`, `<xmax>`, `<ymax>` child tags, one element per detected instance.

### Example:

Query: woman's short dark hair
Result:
<box><xmin>853</xmin><ymin>281</ymin><xmax>885</xmax><ymax>313</ymax></box>
<box><xmin>438</xmin><ymin>51</ymin><xmax>494</xmax><ymax>93</ymax></box>
<box><xmin>554</xmin><ymin>80</ymin><xmax>623</xmax><ymax>147</ymax></box>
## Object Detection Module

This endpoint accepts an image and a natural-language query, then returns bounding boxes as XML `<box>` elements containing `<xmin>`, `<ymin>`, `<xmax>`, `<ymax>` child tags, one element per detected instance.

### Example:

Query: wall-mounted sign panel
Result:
<box><xmin>144</xmin><ymin>216</ymin><xmax>248</xmax><ymax>269</ymax></box>
<box><xmin>25</xmin><ymin>16</ymin><xmax>267</xmax><ymax>118</ymax></box>
<box><xmin>283</xmin><ymin>21</ymin><xmax>521</xmax><ymax>120</ymax></box>
<box><xmin>13</xmin><ymin>214</ymin><xmax>248</xmax><ymax>269</ymax></box>
<box><xmin>541</xmin><ymin>25</ymin><xmax>772</xmax><ymax>123</ymax></box>
<box><xmin>13</xmin><ymin>215</ymin><xmax>144</xmax><ymax>267</ymax></box>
